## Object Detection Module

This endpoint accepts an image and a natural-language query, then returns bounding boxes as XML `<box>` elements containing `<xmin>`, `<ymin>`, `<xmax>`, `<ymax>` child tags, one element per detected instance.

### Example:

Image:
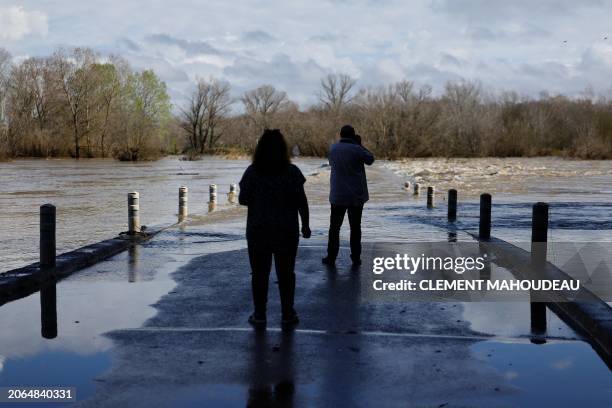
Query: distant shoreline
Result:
<box><xmin>2</xmin><ymin>153</ymin><xmax>612</xmax><ymax>163</ymax></box>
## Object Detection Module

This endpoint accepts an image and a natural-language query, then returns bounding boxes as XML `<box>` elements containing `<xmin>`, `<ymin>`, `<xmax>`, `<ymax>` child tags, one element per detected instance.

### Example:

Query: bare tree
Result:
<box><xmin>180</xmin><ymin>78</ymin><xmax>232</xmax><ymax>153</ymax></box>
<box><xmin>21</xmin><ymin>58</ymin><xmax>54</xmax><ymax>155</ymax></box>
<box><xmin>241</xmin><ymin>85</ymin><xmax>289</xmax><ymax>130</ymax></box>
<box><xmin>440</xmin><ymin>80</ymin><xmax>484</xmax><ymax>156</ymax></box>
<box><xmin>203</xmin><ymin>79</ymin><xmax>232</xmax><ymax>149</ymax></box>
<box><xmin>51</xmin><ymin>48</ymin><xmax>98</xmax><ymax>158</ymax></box>
<box><xmin>319</xmin><ymin>73</ymin><xmax>356</xmax><ymax>113</ymax></box>
<box><xmin>0</xmin><ymin>48</ymin><xmax>11</xmax><ymax>158</ymax></box>
<box><xmin>92</xmin><ymin>57</ymin><xmax>122</xmax><ymax>157</ymax></box>
<box><xmin>180</xmin><ymin>79</ymin><xmax>207</xmax><ymax>152</ymax></box>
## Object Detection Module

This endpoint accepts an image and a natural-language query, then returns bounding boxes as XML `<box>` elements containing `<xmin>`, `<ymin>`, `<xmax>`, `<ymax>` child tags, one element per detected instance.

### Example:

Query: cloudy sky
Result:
<box><xmin>1</xmin><ymin>0</ymin><xmax>612</xmax><ymax>107</ymax></box>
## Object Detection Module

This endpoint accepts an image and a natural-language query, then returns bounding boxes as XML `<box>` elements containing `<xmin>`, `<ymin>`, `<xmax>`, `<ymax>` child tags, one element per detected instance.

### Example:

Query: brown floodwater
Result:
<box><xmin>1</xmin><ymin>156</ymin><xmax>611</xmax><ymax>273</ymax></box>
<box><xmin>0</xmin><ymin>156</ymin><xmax>325</xmax><ymax>273</ymax></box>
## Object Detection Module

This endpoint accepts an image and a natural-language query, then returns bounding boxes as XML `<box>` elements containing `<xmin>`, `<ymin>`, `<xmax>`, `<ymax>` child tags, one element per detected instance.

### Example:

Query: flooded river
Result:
<box><xmin>1</xmin><ymin>156</ymin><xmax>612</xmax><ymax>272</ymax></box>
<box><xmin>0</xmin><ymin>157</ymin><xmax>323</xmax><ymax>273</ymax></box>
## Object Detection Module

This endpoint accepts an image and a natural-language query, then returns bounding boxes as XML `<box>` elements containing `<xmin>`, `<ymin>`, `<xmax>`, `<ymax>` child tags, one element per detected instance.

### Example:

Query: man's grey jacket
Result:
<box><xmin>328</xmin><ymin>138</ymin><xmax>375</xmax><ymax>206</ymax></box>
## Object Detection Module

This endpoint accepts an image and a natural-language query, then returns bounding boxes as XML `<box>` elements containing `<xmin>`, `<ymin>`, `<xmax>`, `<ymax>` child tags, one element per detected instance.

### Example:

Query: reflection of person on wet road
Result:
<box><xmin>239</xmin><ymin>129</ymin><xmax>311</xmax><ymax>328</ymax></box>
<box><xmin>323</xmin><ymin>125</ymin><xmax>375</xmax><ymax>267</ymax></box>
<box><xmin>247</xmin><ymin>330</ymin><xmax>296</xmax><ymax>407</ymax></box>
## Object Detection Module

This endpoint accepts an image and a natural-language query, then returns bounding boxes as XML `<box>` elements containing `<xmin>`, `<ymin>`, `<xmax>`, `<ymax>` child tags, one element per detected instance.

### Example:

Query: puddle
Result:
<box><xmin>471</xmin><ymin>340</ymin><xmax>612</xmax><ymax>407</ymax></box>
<box><xmin>0</xmin><ymin>351</ymin><xmax>111</xmax><ymax>407</ymax></box>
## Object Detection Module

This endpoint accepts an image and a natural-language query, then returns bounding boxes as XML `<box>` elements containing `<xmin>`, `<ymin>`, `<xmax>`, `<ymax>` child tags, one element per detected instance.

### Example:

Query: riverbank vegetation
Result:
<box><xmin>0</xmin><ymin>47</ymin><xmax>172</xmax><ymax>160</ymax></box>
<box><xmin>1</xmin><ymin>47</ymin><xmax>611</xmax><ymax>161</ymax></box>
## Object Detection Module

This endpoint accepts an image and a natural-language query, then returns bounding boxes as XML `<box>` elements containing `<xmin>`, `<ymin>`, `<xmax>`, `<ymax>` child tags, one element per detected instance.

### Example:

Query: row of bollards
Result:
<box><xmin>404</xmin><ymin>180</ymin><xmax>492</xmax><ymax>239</ymax></box>
<box><xmin>38</xmin><ymin>183</ymin><xmax>239</xmax><ymax>272</ymax></box>
<box><xmin>404</xmin><ymin>180</ymin><xmax>550</xmax><ymax>339</ymax></box>
<box><xmin>403</xmin><ymin>181</ymin><xmax>549</xmax><ymax>242</ymax></box>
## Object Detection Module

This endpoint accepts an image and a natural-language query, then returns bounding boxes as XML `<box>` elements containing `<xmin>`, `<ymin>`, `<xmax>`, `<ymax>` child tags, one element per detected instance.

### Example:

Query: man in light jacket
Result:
<box><xmin>323</xmin><ymin>125</ymin><xmax>375</xmax><ymax>266</ymax></box>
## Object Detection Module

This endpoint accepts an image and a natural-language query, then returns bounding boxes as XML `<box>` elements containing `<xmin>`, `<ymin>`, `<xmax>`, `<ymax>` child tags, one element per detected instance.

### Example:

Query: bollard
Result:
<box><xmin>128</xmin><ymin>192</ymin><xmax>140</xmax><ymax>234</ymax></box>
<box><xmin>479</xmin><ymin>193</ymin><xmax>491</xmax><ymax>239</ymax></box>
<box><xmin>531</xmin><ymin>202</ymin><xmax>549</xmax><ymax>246</ymax></box>
<box><xmin>404</xmin><ymin>181</ymin><xmax>411</xmax><ymax>191</ymax></box>
<box><xmin>531</xmin><ymin>202</ymin><xmax>549</xmax><ymax>269</ymax></box>
<box><xmin>413</xmin><ymin>183</ymin><xmax>421</xmax><ymax>195</ymax></box>
<box><xmin>40</xmin><ymin>204</ymin><xmax>56</xmax><ymax>269</ymax></box>
<box><xmin>530</xmin><ymin>202</ymin><xmax>549</xmax><ymax>327</ymax></box>
<box><xmin>448</xmin><ymin>189</ymin><xmax>457</xmax><ymax>221</ymax></box>
<box><xmin>427</xmin><ymin>186</ymin><xmax>435</xmax><ymax>208</ymax></box>
<box><xmin>209</xmin><ymin>184</ymin><xmax>217</xmax><ymax>204</ymax></box>
<box><xmin>228</xmin><ymin>183</ymin><xmax>238</xmax><ymax>204</ymax></box>
<box><xmin>179</xmin><ymin>186</ymin><xmax>188</xmax><ymax>219</ymax></box>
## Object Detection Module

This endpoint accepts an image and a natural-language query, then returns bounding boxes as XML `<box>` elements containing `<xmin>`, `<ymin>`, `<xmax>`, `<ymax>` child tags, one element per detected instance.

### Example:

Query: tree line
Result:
<box><xmin>0</xmin><ymin>47</ymin><xmax>172</xmax><ymax>160</ymax></box>
<box><xmin>217</xmin><ymin>75</ymin><xmax>612</xmax><ymax>159</ymax></box>
<box><xmin>1</xmin><ymin>47</ymin><xmax>611</xmax><ymax>161</ymax></box>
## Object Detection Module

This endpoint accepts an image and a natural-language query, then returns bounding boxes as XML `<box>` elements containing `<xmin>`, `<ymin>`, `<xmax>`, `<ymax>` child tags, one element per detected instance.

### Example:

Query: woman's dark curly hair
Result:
<box><xmin>252</xmin><ymin>129</ymin><xmax>290</xmax><ymax>175</ymax></box>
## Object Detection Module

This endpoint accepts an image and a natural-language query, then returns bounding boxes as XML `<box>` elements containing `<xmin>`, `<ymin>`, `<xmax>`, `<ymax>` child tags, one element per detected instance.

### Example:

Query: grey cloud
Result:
<box><xmin>145</xmin><ymin>33</ymin><xmax>220</xmax><ymax>55</ymax></box>
<box><xmin>404</xmin><ymin>62</ymin><xmax>463</xmax><ymax>89</ymax></box>
<box><xmin>224</xmin><ymin>53</ymin><xmax>327</xmax><ymax>104</ymax></box>
<box><xmin>127</xmin><ymin>54</ymin><xmax>190</xmax><ymax>83</ymax></box>
<box><xmin>241</xmin><ymin>30</ymin><xmax>276</xmax><ymax>43</ymax></box>
<box><xmin>431</xmin><ymin>0</ymin><xmax>604</xmax><ymax>20</ymax></box>
<box><xmin>465</xmin><ymin>26</ymin><xmax>500</xmax><ymax>41</ymax></box>
<box><xmin>309</xmin><ymin>33</ymin><xmax>346</xmax><ymax>42</ymax></box>
<box><xmin>465</xmin><ymin>25</ymin><xmax>551</xmax><ymax>41</ymax></box>
<box><xmin>117</xmin><ymin>37</ymin><xmax>140</xmax><ymax>52</ymax></box>
<box><xmin>439</xmin><ymin>53</ymin><xmax>462</xmax><ymax>67</ymax></box>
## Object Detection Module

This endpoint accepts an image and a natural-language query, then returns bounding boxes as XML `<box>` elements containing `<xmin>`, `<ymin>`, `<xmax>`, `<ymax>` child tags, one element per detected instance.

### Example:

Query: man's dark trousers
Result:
<box><xmin>326</xmin><ymin>204</ymin><xmax>363</xmax><ymax>262</ymax></box>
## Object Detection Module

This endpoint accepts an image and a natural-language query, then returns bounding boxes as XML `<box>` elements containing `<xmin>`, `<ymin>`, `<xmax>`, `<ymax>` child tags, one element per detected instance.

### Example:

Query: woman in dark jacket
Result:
<box><xmin>239</xmin><ymin>129</ymin><xmax>310</xmax><ymax>327</ymax></box>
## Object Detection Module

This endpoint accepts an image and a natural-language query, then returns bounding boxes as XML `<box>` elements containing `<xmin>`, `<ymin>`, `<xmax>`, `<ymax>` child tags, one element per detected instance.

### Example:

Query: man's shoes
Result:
<box><xmin>322</xmin><ymin>256</ymin><xmax>335</xmax><ymax>266</ymax></box>
<box><xmin>248</xmin><ymin>313</ymin><xmax>266</xmax><ymax>328</ymax></box>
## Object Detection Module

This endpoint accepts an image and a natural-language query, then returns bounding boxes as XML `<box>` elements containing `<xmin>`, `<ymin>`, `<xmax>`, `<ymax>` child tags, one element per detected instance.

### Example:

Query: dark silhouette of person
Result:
<box><xmin>322</xmin><ymin>125</ymin><xmax>374</xmax><ymax>266</ymax></box>
<box><xmin>239</xmin><ymin>129</ymin><xmax>311</xmax><ymax>328</ymax></box>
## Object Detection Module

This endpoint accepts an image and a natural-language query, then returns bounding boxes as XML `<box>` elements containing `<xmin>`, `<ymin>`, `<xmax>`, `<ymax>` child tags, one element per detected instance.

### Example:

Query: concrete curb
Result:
<box><xmin>475</xmin><ymin>235</ymin><xmax>612</xmax><ymax>367</ymax></box>
<box><xmin>0</xmin><ymin>223</ymin><xmax>174</xmax><ymax>306</ymax></box>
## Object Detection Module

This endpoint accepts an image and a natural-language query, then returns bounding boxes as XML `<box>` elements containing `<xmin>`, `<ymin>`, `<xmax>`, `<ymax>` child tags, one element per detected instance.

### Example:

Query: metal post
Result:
<box><xmin>531</xmin><ymin>202</ymin><xmax>549</xmax><ymax>252</ymax></box>
<box><xmin>404</xmin><ymin>181</ymin><xmax>411</xmax><ymax>191</ymax></box>
<box><xmin>479</xmin><ymin>193</ymin><xmax>491</xmax><ymax>239</ymax></box>
<box><xmin>179</xmin><ymin>186</ymin><xmax>188</xmax><ymax>219</ymax></box>
<box><xmin>128</xmin><ymin>192</ymin><xmax>140</xmax><ymax>234</ymax></box>
<box><xmin>413</xmin><ymin>183</ymin><xmax>421</xmax><ymax>196</ymax></box>
<box><xmin>530</xmin><ymin>202</ymin><xmax>549</xmax><ymax>337</ymax></box>
<box><xmin>427</xmin><ymin>186</ymin><xmax>435</xmax><ymax>208</ymax></box>
<box><xmin>40</xmin><ymin>204</ymin><xmax>56</xmax><ymax>269</ymax></box>
<box><xmin>448</xmin><ymin>189</ymin><xmax>457</xmax><ymax>221</ymax></box>
<box><xmin>228</xmin><ymin>183</ymin><xmax>237</xmax><ymax>204</ymax></box>
<box><xmin>209</xmin><ymin>184</ymin><xmax>217</xmax><ymax>204</ymax></box>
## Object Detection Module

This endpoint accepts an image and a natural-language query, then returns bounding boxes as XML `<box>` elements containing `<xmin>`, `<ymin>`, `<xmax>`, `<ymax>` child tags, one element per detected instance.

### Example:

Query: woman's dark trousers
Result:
<box><xmin>248</xmin><ymin>240</ymin><xmax>297</xmax><ymax>318</ymax></box>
